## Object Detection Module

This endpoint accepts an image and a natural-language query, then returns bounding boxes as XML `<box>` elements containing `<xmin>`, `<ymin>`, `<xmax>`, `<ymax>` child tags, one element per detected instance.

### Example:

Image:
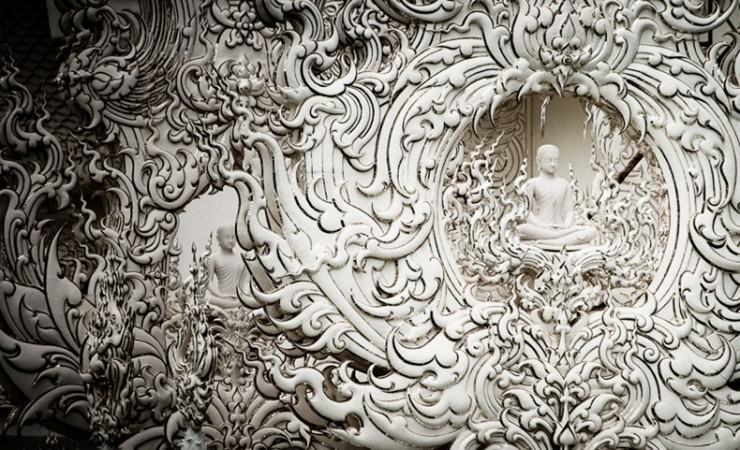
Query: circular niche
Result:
<box><xmin>438</xmin><ymin>96</ymin><xmax>670</xmax><ymax>309</ymax></box>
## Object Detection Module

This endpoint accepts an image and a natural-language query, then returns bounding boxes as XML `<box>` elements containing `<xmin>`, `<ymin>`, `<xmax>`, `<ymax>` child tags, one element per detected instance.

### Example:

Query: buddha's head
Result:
<box><xmin>536</xmin><ymin>144</ymin><xmax>559</xmax><ymax>175</ymax></box>
<box><xmin>216</xmin><ymin>225</ymin><xmax>237</xmax><ymax>251</ymax></box>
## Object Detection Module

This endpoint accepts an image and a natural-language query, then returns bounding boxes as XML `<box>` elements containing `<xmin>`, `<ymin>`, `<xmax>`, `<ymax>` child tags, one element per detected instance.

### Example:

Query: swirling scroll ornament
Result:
<box><xmin>167</xmin><ymin>242</ymin><xmax>217</xmax><ymax>447</ymax></box>
<box><xmin>0</xmin><ymin>51</ymin><xmax>90</xmax><ymax>436</ymax></box>
<box><xmin>81</xmin><ymin>256</ymin><xmax>136</xmax><ymax>444</ymax></box>
<box><xmin>2</xmin><ymin>0</ymin><xmax>740</xmax><ymax>449</ymax></box>
<box><xmin>183</xmin><ymin>1</ymin><xmax>740</xmax><ymax>448</ymax></box>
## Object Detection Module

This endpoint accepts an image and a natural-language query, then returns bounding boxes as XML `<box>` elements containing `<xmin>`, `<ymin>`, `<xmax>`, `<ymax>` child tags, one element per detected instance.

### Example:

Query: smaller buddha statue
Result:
<box><xmin>206</xmin><ymin>225</ymin><xmax>244</xmax><ymax>309</ymax></box>
<box><xmin>516</xmin><ymin>144</ymin><xmax>597</xmax><ymax>249</ymax></box>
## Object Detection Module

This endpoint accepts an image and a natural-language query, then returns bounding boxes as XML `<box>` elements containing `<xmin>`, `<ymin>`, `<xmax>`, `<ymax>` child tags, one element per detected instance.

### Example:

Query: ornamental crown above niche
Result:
<box><xmin>1</xmin><ymin>1</ymin><xmax>740</xmax><ymax>450</ymax></box>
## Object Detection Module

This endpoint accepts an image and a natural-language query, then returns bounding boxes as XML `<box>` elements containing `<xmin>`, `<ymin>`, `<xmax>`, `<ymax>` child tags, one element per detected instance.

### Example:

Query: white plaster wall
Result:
<box><xmin>530</xmin><ymin>96</ymin><xmax>596</xmax><ymax>190</ymax></box>
<box><xmin>177</xmin><ymin>188</ymin><xmax>241</xmax><ymax>276</ymax></box>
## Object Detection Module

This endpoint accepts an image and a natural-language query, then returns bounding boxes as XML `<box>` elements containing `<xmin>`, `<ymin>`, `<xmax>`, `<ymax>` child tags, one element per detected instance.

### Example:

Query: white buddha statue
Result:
<box><xmin>516</xmin><ymin>144</ymin><xmax>597</xmax><ymax>249</ymax></box>
<box><xmin>206</xmin><ymin>225</ymin><xmax>244</xmax><ymax>309</ymax></box>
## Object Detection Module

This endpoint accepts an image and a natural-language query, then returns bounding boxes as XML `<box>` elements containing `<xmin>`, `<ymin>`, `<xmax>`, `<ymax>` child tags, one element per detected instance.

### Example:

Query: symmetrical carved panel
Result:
<box><xmin>1</xmin><ymin>1</ymin><xmax>740</xmax><ymax>449</ymax></box>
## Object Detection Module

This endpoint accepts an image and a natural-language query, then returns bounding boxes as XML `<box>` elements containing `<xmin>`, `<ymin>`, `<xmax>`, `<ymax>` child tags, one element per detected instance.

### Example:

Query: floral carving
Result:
<box><xmin>1</xmin><ymin>1</ymin><xmax>740</xmax><ymax>449</ymax></box>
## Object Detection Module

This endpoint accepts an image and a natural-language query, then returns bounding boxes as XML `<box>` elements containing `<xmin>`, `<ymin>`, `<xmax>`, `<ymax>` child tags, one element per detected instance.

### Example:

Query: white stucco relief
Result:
<box><xmin>1</xmin><ymin>1</ymin><xmax>740</xmax><ymax>449</ymax></box>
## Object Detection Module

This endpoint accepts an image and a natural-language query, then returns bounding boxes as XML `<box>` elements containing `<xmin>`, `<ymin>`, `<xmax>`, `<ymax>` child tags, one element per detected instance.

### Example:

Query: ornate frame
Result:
<box><xmin>1</xmin><ymin>1</ymin><xmax>740</xmax><ymax>449</ymax></box>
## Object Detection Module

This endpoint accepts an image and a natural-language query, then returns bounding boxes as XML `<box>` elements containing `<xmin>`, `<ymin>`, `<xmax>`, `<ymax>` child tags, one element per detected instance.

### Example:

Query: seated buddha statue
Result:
<box><xmin>206</xmin><ymin>225</ymin><xmax>244</xmax><ymax>309</ymax></box>
<box><xmin>516</xmin><ymin>144</ymin><xmax>598</xmax><ymax>249</ymax></box>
